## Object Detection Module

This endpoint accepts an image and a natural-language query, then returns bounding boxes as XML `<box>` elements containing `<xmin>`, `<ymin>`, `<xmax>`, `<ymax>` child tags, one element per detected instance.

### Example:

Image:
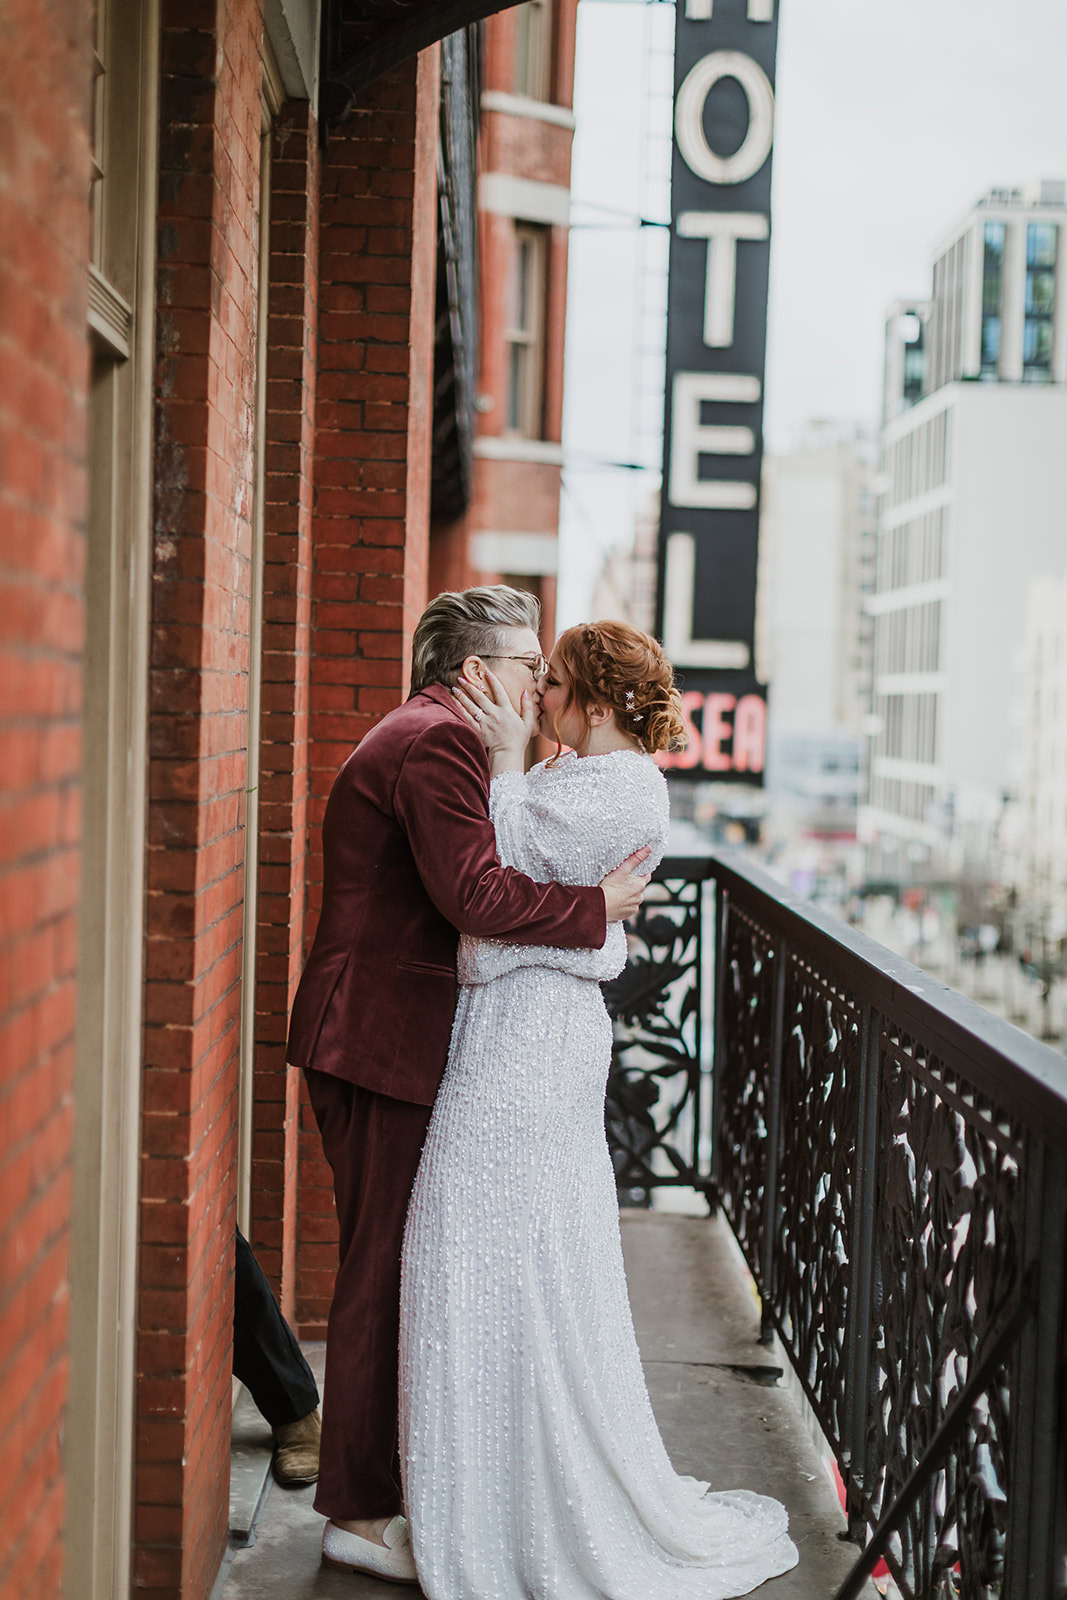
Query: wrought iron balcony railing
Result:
<box><xmin>604</xmin><ymin>851</ymin><xmax>1067</xmax><ymax>1600</ymax></box>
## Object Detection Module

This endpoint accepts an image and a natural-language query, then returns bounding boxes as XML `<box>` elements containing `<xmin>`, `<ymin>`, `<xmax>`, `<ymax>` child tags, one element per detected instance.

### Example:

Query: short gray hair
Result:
<box><xmin>410</xmin><ymin>585</ymin><xmax>541</xmax><ymax>693</ymax></box>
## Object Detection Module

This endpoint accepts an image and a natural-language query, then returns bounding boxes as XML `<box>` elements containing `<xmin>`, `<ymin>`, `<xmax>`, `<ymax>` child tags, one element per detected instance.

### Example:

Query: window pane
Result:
<box><xmin>507</xmin><ymin>343</ymin><xmax>525</xmax><ymax>431</ymax></box>
<box><xmin>1024</xmin><ymin>317</ymin><xmax>1053</xmax><ymax>367</ymax></box>
<box><xmin>983</xmin><ymin>220</ymin><xmax>1005</xmax><ymax>255</ymax></box>
<box><xmin>1027</xmin><ymin>222</ymin><xmax>1057</xmax><ymax>268</ymax></box>
<box><xmin>506</xmin><ymin>226</ymin><xmax>544</xmax><ymax>436</ymax></box>
<box><xmin>1036</xmin><ymin>318</ymin><xmax>1049</xmax><ymax>362</ymax></box>
<box><xmin>981</xmin><ymin>315</ymin><xmax>1000</xmax><ymax>368</ymax></box>
<box><xmin>513</xmin><ymin>2</ymin><xmax>548</xmax><ymax>99</ymax></box>
<box><xmin>517</xmin><ymin>238</ymin><xmax>530</xmax><ymax>332</ymax></box>
<box><xmin>982</xmin><ymin>224</ymin><xmax>1003</xmax><ymax>321</ymax></box>
<box><xmin>1026</xmin><ymin>269</ymin><xmax>1055</xmax><ymax>315</ymax></box>
<box><xmin>514</xmin><ymin>4</ymin><xmax>533</xmax><ymax>94</ymax></box>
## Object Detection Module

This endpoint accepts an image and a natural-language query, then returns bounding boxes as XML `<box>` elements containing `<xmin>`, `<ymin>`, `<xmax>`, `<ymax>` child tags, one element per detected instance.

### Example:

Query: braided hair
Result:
<box><xmin>548</xmin><ymin>621</ymin><xmax>688</xmax><ymax>761</ymax></box>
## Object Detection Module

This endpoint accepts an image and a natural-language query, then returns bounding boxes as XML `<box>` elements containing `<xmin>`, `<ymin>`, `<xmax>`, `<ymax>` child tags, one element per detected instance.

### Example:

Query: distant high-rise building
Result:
<box><xmin>926</xmin><ymin>179</ymin><xmax>1067</xmax><ymax>392</ymax></box>
<box><xmin>862</xmin><ymin>182</ymin><xmax>1067</xmax><ymax>880</ymax></box>
<box><xmin>589</xmin><ymin>492</ymin><xmax>659</xmax><ymax>635</ymax></box>
<box><xmin>758</xmin><ymin>424</ymin><xmax>877</xmax><ymax>843</ymax></box>
<box><xmin>1016</xmin><ymin>572</ymin><xmax>1067</xmax><ymax>939</ymax></box>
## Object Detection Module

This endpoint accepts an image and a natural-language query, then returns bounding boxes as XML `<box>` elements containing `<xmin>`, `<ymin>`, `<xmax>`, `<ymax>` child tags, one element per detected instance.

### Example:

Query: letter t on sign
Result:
<box><xmin>677</xmin><ymin>213</ymin><xmax>770</xmax><ymax>348</ymax></box>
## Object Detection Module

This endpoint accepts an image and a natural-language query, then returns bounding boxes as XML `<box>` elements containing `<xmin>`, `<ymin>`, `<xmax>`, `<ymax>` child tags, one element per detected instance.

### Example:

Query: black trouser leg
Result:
<box><xmin>233</xmin><ymin>1227</ymin><xmax>319</xmax><ymax>1429</ymax></box>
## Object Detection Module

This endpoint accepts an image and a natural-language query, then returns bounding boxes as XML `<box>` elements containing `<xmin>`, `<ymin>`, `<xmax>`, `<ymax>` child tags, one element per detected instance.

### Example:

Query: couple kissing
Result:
<box><xmin>286</xmin><ymin>585</ymin><xmax>799</xmax><ymax>1598</ymax></box>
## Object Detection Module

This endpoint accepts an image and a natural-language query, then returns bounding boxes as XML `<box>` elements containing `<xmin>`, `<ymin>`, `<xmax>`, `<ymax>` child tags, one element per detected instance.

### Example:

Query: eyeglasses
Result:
<box><xmin>454</xmin><ymin>653</ymin><xmax>549</xmax><ymax>679</ymax></box>
<box><xmin>488</xmin><ymin>653</ymin><xmax>549</xmax><ymax>679</ymax></box>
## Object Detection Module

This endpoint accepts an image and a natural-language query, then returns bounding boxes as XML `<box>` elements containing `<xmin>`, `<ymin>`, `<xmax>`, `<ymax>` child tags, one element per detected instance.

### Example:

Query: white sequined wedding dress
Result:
<box><xmin>399</xmin><ymin>749</ymin><xmax>799</xmax><ymax>1600</ymax></box>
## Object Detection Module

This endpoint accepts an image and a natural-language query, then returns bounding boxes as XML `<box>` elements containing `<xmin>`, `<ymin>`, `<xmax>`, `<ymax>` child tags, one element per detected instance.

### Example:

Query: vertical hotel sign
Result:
<box><xmin>656</xmin><ymin>0</ymin><xmax>778</xmax><ymax>781</ymax></box>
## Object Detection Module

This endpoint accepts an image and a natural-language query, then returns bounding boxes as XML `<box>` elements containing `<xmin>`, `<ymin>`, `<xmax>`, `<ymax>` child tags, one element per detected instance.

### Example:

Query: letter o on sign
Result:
<box><xmin>675</xmin><ymin>50</ymin><xmax>775</xmax><ymax>186</ymax></box>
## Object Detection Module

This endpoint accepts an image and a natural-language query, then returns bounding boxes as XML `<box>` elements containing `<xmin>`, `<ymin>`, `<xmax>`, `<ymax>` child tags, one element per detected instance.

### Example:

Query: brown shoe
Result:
<box><xmin>272</xmin><ymin>1407</ymin><xmax>320</xmax><ymax>1486</ymax></box>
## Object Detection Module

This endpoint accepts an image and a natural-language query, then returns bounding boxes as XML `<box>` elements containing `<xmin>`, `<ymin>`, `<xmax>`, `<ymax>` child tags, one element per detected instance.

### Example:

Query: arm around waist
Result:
<box><xmin>392</xmin><ymin>720</ymin><xmax>606</xmax><ymax>949</ymax></box>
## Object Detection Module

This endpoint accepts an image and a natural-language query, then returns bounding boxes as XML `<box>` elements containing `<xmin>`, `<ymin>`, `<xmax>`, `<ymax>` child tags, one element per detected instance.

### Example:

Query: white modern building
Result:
<box><xmin>588</xmin><ymin>490</ymin><xmax>659</xmax><ymax>634</ymax></box>
<box><xmin>861</xmin><ymin>181</ymin><xmax>1067</xmax><ymax>878</ymax></box>
<box><xmin>758</xmin><ymin>424</ymin><xmax>877</xmax><ymax>851</ymax></box>
<box><xmin>1016</xmin><ymin>571</ymin><xmax>1067</xmax><ymax>940</ymax></box>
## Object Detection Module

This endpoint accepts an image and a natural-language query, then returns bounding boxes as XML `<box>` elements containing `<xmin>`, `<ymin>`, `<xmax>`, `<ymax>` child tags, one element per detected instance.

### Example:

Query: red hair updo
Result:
<box><xmin>551</xmin><ymin>621</ymin><xmax>688</xmax><ymax>757</ymax></box>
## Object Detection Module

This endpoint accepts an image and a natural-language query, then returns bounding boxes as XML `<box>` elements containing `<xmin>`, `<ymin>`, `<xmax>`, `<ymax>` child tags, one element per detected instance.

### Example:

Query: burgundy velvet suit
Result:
<box><xmin>288</xmin><ymin>684</ymin><xmax>607</xmax><ymax>1519</ymax></box>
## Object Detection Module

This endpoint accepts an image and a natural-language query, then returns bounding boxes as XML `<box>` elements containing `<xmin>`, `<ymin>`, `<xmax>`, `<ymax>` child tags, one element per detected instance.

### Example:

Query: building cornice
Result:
<box><xmin>480</xmin><ymin>90</ymin><xmax>576</xmax><ymax>130</ymax></box>
<box><xmin>473</xmin><ymin>436</ymin><xmax>564</xmax><ymax>465</ymax></box>
<box><xmin>471</xmin><ymin>531</ymin><xmax>559</xmax><ymax>575</ymax></box>
<box><xmin>477</xmin><ymin>172</ymin><xmax>570</xmax><ymax>226</ymax></box>
<box><xmin>865</xmin><ymin>581</ymin><xmax>949</xmax><ymax>616</ymax></box>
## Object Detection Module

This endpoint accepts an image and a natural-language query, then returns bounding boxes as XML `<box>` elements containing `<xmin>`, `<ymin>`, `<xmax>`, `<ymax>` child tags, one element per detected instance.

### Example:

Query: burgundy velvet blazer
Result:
<box><xmin>286</xmin><ymin>684</ymin><xmax>608</xmax><ymax>1106</ymax></box>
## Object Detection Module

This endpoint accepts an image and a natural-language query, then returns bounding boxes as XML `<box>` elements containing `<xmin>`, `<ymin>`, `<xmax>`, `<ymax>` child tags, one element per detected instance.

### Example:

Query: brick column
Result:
<box><xmin>138</xmin><ymin>4</ymin><xmax>264</xmax><ymax>1596</ymax></box>
<box><xmin>250</xmin><ymin>100</ymin><xmax>320</xmax><ymax>1322</ymax></box>
<box><xmin>296</xmin><ymin>46</ymin><xmax>441</xmax><ymax>1335</ymax></box>
<box><xmin>0</xmin><ymin>4</ymin><xmax>89</xmax><ymax>1595</ymax></box>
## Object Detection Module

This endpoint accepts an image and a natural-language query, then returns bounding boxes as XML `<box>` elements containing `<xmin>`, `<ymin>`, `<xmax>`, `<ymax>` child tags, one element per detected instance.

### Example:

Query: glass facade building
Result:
<box><xmin>864</xmin><ymin>183</ymin><xmax>1067</xmax><ymax>871</ymax></box>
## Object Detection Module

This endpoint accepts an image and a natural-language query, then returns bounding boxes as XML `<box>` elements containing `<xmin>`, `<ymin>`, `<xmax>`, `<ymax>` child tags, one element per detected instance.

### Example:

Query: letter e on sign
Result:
<box><xmin>702</xmin><ymin>694</ymin><xmax>736</xmax><ymax>772</ymax></box>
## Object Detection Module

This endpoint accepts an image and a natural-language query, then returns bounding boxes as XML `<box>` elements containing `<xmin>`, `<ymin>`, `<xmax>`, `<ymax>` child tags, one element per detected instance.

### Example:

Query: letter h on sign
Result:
<box><xmin>656</xmin><ymin>0</ymin><xmax>778</xmax><ymax>781</ymax></box>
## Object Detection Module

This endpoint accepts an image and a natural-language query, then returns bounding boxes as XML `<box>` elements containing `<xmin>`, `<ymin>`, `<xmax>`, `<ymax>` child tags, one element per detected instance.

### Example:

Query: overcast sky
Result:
<box><xmin>558</xmin><ymin>0</ymin><xmax>1067</xmax><ymax>625</ymax></box>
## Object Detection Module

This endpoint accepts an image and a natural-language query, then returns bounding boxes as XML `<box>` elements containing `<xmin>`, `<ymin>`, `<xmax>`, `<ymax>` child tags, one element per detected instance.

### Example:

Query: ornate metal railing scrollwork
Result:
<box><xmin>604</xmin><ymin>851</ymin><xmax>1067</xmax><ymax>1599</ymax></box>
<box><xmin>602</xmin><ymin>871</ymin><xmax>706</xmax><ymax>1205</ymax></box>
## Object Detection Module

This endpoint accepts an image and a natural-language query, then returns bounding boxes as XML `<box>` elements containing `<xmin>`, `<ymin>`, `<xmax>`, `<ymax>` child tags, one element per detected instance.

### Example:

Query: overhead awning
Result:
<box><xmin>320</xmin><ymin>0</ymin><xmax>522</xmax><ymax>126</ymax></box>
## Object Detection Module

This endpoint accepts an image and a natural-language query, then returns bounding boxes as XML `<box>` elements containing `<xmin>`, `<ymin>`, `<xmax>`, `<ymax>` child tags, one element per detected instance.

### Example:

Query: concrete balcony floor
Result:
<box><xmin>213</xmin><ymin>1212</ymin><xmax>872</xmax><ymax>1600</ymax></box>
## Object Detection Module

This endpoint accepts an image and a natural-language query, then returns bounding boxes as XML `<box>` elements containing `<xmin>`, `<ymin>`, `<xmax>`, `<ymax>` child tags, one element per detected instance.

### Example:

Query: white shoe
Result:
<box><xmin>321</xmin><ymin>1515</ymin><xmax>419</xmax><ymax>1584</ymax></box>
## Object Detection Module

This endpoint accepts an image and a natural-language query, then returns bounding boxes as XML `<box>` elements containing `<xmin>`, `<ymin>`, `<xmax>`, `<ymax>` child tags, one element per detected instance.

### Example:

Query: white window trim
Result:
<box><xmin>474</xmin><ymin>437</ymin><xmax>563</xmax><ymax>465</ymax></box>
<box><xmin>866</xmin><ymin>580</ymin><xmax>949</xmax><ymax>615</ymax></box>
<box><xmin>68</xmin><ymin>5</ymin><xmax>160</xmax><ymax>1599</ymax></box>
<box><xmin>472</xmin><ymin>531</ymin><xmax>559</xmax><ymax>575</ymax></box>
<box><xmin>479</xmin><ymin>172</ymin><xmax>570</xmax><ymax>227</ymax></box>
<box><xmin>873</xmin><ymin>673</ymin><xmax>948</xmax><ymax>697</ymax></box>
<box><xmin>480</xmin><ymin>90</ymin><xmax>575</xmax><ymax>130</ymax></box>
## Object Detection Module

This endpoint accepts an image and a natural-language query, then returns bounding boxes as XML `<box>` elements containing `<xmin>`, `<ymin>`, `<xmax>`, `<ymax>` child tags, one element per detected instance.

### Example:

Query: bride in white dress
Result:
<box><xmin>399</xmin><ymin>621</ymin><xmax>799</xmax><ymax>1600</ymax></box>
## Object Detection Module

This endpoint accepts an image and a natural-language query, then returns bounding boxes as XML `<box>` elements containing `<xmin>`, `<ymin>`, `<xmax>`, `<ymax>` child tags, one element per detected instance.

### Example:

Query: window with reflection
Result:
<box><xmin>981</xmin><ymin>220</ymin><xmax>1005</xmax><ymax>379</ymax></box>
<box><xmin>900</xmin><ymin>311</ymin><xmax>925</xmax><ymax>405</ymax></box>
<box><xmin>505</xmin><ymin>224</ymin><xmax>547</xmax><ymax>437</ymax></box>
<box><xmin>1024</xmin><ymin>221</ymin><xmax>1057</xmax><ymax>381</ymax></box>
<box><xmin>513</xmin><ymin>0</ymin><xmax>552</xmax><ymax>101</ymax></box>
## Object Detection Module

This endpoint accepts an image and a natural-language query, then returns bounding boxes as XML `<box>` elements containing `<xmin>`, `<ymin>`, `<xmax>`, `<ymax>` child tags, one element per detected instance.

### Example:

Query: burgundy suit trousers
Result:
<box><xmin>305</xmin><ymin>1068</ymin><xmax>432</xmax><ymax>1521</ymax></box>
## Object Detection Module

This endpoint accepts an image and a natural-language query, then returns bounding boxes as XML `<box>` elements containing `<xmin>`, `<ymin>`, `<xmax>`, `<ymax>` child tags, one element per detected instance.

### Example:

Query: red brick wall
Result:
<box><xmin>553</xmin><ymin>0</ymin><xmax>580</xmax><ymax>108</ymax></box>
<box><xmin>138</xmin><ymin>4</ymin><xmax>264</xmax><ymax>1595</ymax></box>
<box><xmin>427</xmin><ymin>513</ymin><xmax>477</xmax><ymax>598</ymax></box>
<box><xmin>446</xmin><ymin>7</ymin><xmax>579</xmax><ymax>635</ymax></box>
<box><xmin>481</xmin><ymin>111</ymin><xmax>573</xmax><ymax>188</ymax></box>
<box><xmin>296</xmin><ymin>47</ymin><xmax>442</xmax><ymax>1336</ymax></box>
<box><xmin>0</xmin><ymin>4</ymin><xmax>89</xmax><ymax>1595</ymax></box>
<box><xmin>250</xmin><ymin>100</ymin><xmax>320</xmax><ymax>1325</ymax></box>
